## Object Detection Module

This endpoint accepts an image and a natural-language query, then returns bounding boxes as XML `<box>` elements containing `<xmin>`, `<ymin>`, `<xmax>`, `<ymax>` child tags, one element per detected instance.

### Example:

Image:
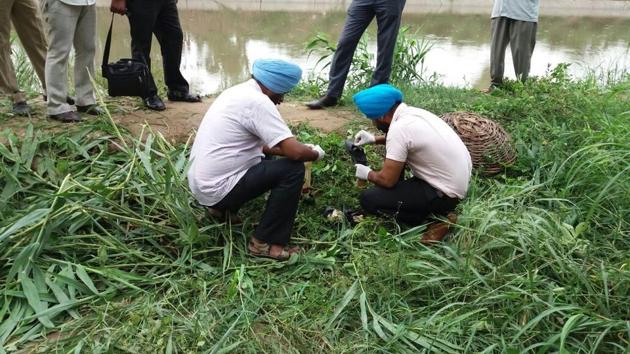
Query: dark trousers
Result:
<box><xmin>326</xmin><ymin>0</ymin><xmax>406</xmax><ymax>98</ymax></box>
<box><xmin>490</xmin><ymin>17</ymin><xmax>537</xmax><ymax>87</ymax></box>
<box><xmin>127</xmin><ymin>0</ymin><xmax>189</xmax><ymax>97</ymax></box>
<box><xmin>360</xmin><ymin>177</ymin><xmax>459</xmax><ymax>226</ymax></box>
<box><xmin>212</xmin><ymin>159</ymin><xmax>305</xmax><ymax>246</ymax></box>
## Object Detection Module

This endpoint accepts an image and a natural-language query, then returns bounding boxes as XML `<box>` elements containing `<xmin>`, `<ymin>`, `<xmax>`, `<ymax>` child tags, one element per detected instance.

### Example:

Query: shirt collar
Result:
<box><xmin>247</xmin><ymin>78</ymin><xmax>263</xmax><ymax>93</ymax></box>
<box><xmin>392</xmin><ymin>102</ymin><xmax>408</xmax><ymax>123</ymax></box>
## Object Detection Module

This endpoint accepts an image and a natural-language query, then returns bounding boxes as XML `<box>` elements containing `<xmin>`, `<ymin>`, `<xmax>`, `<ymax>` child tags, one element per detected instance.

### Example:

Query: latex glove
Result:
<box><xmin>354</xmin><ymin>130</ymin><xmax>376</xmax><ymax>146</ymax></box>
<box><xmin>355</xmin><ymin>164</ymin><xmax>372</xmax><ymax>180</ymax></box>
<box><xmin>305</xmin><ymin>144</ymin><xmax>326</xmax><ymax>161</ymax></box>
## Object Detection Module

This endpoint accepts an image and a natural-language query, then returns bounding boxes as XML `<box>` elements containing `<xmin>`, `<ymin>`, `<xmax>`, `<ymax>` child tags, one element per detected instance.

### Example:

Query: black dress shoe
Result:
<box><xmin>167</xmin><ymin>91</ymin><xmax>202</xmax><ymax>103</ymax></box>
<box><xmin>12</xmin><ymin>101</ymin><xmax>31</xmax><ymax>116</ymax></box>
<box><xmin>77</xmin><ymin>104</ymin><xmax>105</xmax><ymax>116</ymax></box>
<box><xmin>48</xmin><ymin>111</ymin><xmax>81</xmax><ymax>123</ymax></box>
<box><xmin>305</xmin><ymin>96</ymin><xmax>338</xmax><ymax>110</ymax></box>
<box><xmin>143</xmin><ymin>95</ymin><xmax>166</xmax><ymax>111</ymax></box>
<box><xmin>43</xmin><ymin>95</ymin><xmax>75</xmax><ymax>105</ymax></box>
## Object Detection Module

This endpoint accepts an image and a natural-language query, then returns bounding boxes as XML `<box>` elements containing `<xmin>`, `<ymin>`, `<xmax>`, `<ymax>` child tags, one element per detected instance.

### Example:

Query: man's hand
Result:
<box><xmin>355</xmin><ymin>164</ymin><xmax>372</xmax><ymax>180</ymax></box>
<box><xmin>354</xmin><ymin>130</ymin><xmax>376</xmax><ymax>146</ymax></box>
<box><xmin>305</xmin><ymin>144</ymin><xmax>326</xmax><ymax>161</ymax></box>
<box><xmin>110</xmin><ymin>0</ymin><xmax>127</xmax><ymax>15</ymax></box>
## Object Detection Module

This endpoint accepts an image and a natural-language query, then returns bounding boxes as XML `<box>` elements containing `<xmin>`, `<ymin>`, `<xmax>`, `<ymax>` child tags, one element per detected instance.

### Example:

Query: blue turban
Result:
<box><xmin>252</xmin><ymin>59</ymin><xmax>302</xmax><ymax>94</ymax></box>
<box><xmin>353</xmin><ymin>84</ymin><xmax>403</xmax><ymax>119</ymax></box>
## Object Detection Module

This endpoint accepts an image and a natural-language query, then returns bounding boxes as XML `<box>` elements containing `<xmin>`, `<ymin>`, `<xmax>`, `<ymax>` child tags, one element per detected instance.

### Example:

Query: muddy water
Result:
<box><xmin>95</xmin><ymin>2</ymin><xmax>630</xmax><ymax>94</ymax></box>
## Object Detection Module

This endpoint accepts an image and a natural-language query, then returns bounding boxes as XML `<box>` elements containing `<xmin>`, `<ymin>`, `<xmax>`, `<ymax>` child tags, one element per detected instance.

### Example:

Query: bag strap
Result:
<box><xmin>102</xmin><ymin>13</ymin><xmax>114</xmax><ymax>76</ymax></box>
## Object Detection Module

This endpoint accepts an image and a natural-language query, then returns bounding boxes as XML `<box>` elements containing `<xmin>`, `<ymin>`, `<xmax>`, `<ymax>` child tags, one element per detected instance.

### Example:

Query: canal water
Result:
<box><xmin>95</xmin><ymin>1</ymin><xmax>630</xmax><ymax>94</ymax></box>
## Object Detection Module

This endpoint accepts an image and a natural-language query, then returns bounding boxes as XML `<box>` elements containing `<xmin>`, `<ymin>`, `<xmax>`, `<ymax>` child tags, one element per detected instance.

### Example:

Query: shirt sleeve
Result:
<box><xmin>248</xmin><ymin>99</ymin><xmax>293</xmax><ymax>148</ymax></box>
<box><xmin>385</xmin><ymin>127</ymin><xmax>408</xmax><ymax>163</ymax></box>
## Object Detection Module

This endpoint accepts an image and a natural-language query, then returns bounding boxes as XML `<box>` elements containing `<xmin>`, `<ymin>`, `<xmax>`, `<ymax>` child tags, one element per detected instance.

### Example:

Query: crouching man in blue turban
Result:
<box><xmin>352</xmin><ymin>84</ymin><xmax>472</xmax><ymax>244</ymax></box>
<box><xmin>188</xmin><ymin>59</ymin><xmax>326</xmax><ymax>260</ymax></box>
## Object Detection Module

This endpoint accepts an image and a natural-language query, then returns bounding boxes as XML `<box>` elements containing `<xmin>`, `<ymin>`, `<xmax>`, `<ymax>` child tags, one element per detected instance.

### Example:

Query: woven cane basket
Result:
<box><xmin>440</xmin><ymin>112</ymin><xmax>517</xmax><ymax>175</ymax></box>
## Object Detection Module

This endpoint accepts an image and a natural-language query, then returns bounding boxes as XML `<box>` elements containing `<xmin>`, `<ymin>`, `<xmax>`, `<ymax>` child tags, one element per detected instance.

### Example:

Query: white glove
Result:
<box><xmin>355</xmin><ymin>164</ymin><xmax>372</xmax><ymax>180</ymax></box>
<box><xmin>354</xmin><ymin>130</ymin><xmax>376</xmax><ymax>146</ymax></box>
<box><xmin>305</xmin><ymin>143</ymin><xmax>326</xmax><ymax>161</ymax></box>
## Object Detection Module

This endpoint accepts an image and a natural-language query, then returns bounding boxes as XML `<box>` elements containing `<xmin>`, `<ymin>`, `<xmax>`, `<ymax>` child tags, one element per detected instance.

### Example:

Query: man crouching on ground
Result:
<box><xmin>351</xmin><ymin>84</ymin><xmax>472</xmax><ymax>244</ymax></box>
<box><xmin>188</xmin><ymin>59</ymin><xmax>326</xmax><ymax>261</ymax></box>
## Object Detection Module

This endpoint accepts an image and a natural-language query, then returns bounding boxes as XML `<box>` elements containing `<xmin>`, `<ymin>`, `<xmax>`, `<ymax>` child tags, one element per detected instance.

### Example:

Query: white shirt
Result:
<box><xmin>188</xmin><ymin>79</ymin><xmax>293</xmax><ymax>206</ymax></box>
<box><xmin>386</xmin><ymin>103</ymin><xmax>472</xmax><ymax>199</ymax></box>
<box><xmin>58</xmin><ymin>0</ymin><xmax>96</xmax><ymax>6</ymax></box>
<box><xmin>491</xmin><ymin>0</ymin><xmax>540</xmax><ymax>22</ymax></box>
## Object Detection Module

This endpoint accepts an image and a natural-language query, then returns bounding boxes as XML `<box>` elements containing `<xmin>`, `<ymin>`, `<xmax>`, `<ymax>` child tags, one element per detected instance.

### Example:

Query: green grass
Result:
<box><xmin>1</xmin><ymin>59</ymin><xmax>630</xmax><ymax>353</ymax></box>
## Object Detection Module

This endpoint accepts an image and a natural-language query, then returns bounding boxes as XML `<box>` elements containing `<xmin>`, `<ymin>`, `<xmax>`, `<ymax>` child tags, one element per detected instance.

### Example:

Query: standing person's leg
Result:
<box><xmin>371</xmin><ymin>0</ymin><xmax>405</xmax><ymax>87</ymax></box>
<box><xmin>489</xmin><ymin>17</ymin><xmax>511</xmax><ymax>88</ymax></box>
<box><xmin>45</xmin><ymin>0</ymin><xmax>80</xmax><ymax>119</ymax></box>
<box><xmin>11</xmin><ymin>0</ymin><xmax>48</xmax><ymax>95</ymax></box>
<box><xmin>153</xmin><ymin>0</ymin><xmax>192</xmax><ymax>97</ymax></box>
<box><xmin>359</xmin><ymin>178</ymin><xmax>458</xmax><ymax>226</ymax></box>
<box><xmin>72</xmin><ymin>4</ymin><xmax>97</xmax><ymax>110</ymax></box>
<box><xmin>509</xmin><ymin>20</ymin><xmax>537</xmax><ymax>82</ymax></box>
<box><xmin>126</xmin><ymin>0</ymin><xmax>160</xmax><ymax>99</ymax></box>
<box><xmin>0</xmin><ymin>0</ymin><xmax>25</xmax><ymax>105</ymax></box>
<box><xmin>212</xmin><ymin>159</ymin><xmax>305</xmax><ymax>247</ymax></box>
<box><xmin>326</xmin><ymin>0</ymin><xmax>375</xmax><ymax>99</ymax></box>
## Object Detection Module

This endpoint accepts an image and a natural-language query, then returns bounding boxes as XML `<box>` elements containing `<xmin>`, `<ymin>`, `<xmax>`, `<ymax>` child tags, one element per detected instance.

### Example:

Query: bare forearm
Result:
<box><xmin>263</xmin><ymin>145</ymin><xmax>283</xmax><ymax>156</ymax></box>
<box><xmin>375</xmin><ymin>136</ymin><xmax>386</xmax><ymax>145</ymax></box>
<box><xmin>367</xmin><ymin>170</ymin><xmax>397</xmax><ymax>188</ymax></box>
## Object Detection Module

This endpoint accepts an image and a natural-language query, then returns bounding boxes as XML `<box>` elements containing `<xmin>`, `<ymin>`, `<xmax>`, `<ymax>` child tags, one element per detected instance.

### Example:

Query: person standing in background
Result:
<box><xmin>305</xmin><ymin>0</ymin><xmax>406</xmax><ymax>110</ymax></box>
<box><xmin>44</xmin><ymin>0</ymin><xmax>102</xmax><ymax>123</ymax></box>
<box><xmin>0</xmin><ymin>0</ymin><xmax>48</xmax><ymax>116</ymax></box>
<box><xmin>489</xmin><ymin>0</ymin><xmax>540</xmax><ymax>90</ymax></box>
<box><xmin>110</xmin><ymin>0</ymin><xmax>201</xmax><ymax>111</ymax></box>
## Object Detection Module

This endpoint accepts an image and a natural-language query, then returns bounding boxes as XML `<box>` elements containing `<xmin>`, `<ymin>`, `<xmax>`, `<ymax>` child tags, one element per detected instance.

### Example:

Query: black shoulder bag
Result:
<box><xmin>101</xmin><ymin>14</ymin><xmax>150</xmax><ymax>97</ymax></box>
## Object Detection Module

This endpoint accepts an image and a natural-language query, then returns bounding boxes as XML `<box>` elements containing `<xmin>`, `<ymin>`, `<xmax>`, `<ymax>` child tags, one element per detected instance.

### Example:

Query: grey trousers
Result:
<box><xmin>326</xmin><ymin>0</ymin><xmax>406</xmax><ymax>98</ymax></box>
<box><xmin>490</xmin><ymin>16</ymin><xmax>537</xmax><ymax>87</ymax></box>
<box><xmin>0</xmin><ymin>0</ymin><xmax>48</xmax><ymax>103</ymax></box>
<box><xmin>44</xmin><ymin>0</ymin><xmax>96</xmax><ymax>115</ymax></box>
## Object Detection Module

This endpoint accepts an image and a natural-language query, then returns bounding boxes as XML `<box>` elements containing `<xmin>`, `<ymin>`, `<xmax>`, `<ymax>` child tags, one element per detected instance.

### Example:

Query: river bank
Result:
<box><xmin>96</xmin><ymin>0</ymin><xmax>630</xmax><ymax>17</ymax></box>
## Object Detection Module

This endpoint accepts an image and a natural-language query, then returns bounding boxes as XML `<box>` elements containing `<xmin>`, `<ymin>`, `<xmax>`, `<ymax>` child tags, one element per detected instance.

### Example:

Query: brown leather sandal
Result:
<box><xmin>421</xmin><ymin>213</ymin><xmax>458</xmax><ymax>245</ymax></box>
<box><xmin>248</xmin><ymin>238</ymin><xmax>300</xmax><ymax>261</ymax></box>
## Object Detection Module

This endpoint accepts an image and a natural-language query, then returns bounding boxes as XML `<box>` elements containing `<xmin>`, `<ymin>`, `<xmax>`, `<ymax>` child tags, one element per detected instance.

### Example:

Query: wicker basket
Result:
<box><xmin>440</xmin><ymin>112</ymin><xmax>516</xmax><ymax>175</ymax></box>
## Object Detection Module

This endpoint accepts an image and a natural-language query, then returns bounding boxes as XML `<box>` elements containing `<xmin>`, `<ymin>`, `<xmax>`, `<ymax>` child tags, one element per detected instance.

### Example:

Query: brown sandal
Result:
<box><xmin>248</xmin><ymin>238</ymin><xmax>300</xmax><ymax>261</ymax></box>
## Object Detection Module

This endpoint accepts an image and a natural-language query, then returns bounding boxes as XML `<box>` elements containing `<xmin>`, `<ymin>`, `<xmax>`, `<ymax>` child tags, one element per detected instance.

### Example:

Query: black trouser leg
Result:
<box><xmin>153</xmin><ymin>0</ymin><xmax>189</xmax><ymax>94</ymax></box>
<box><xmin>212</xmin><ymin>159</ymin><xmax>305</xmax><ymax>245</ymax></box>
<box><xmin>359</xmin><ymin>178</ymin><xmax>459</xmax><ymax>226</ymax></box>
<box><xmin>371</xmin><ymin>0</ymin><xmax>405</xmax><ymax>87</ymax></box>
<box><xmin>490</xmin><ymin>17</ymin><xmax>511</xmax><ymax>87</ymax></box>
<box><xmin>509</xmin><ymin>20</ymin><xmax>537</xmax><ymax>82</ymax></box>
<box><xmin>127</xmin><ymin>0</ymin><xmax>159</xmax><ymax>97</ymax></box>
<box><xmin>326</xmin><ymin>0</ymin><xmax>374</xmax><ymax>98</ymax></box>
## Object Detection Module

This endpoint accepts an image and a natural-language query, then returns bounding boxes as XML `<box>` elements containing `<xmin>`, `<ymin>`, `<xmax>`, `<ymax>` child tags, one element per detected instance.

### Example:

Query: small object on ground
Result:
<box><xmin>48</xmin><ymin>111</ymin><xmax>81</xmax><ymax>123</ymax></box>
<box><xmin>421</xmin><ymin>212</ymin><xmax>458</xmax><ymax>245</ymax></box>
<box><xmin>440</xmin><ymin>112</ymin><xmax>516</xmax><ymax>175</ymax></box>
<box><xmin>323</xmin><ymin>207</ymin><xmax>344</xmax><ymax>222</ymax></box>
<box><xmin>305</xmin><ymin>95</ymin><xmax>338</xmax><ymax>110</ymax></box>
<box><xmin>144</xmin><ymin>95</ymin><xmax>166</xmax><ymax>111</ymax></box>
<box><xmin>77</xmin><ymin>104</ymin><xmax>105</xmax><ymax>116</ymax></box>
<box><xmin>206</xmin><ymin>207</ymin><xmax>243</xmax><ymax>225</ymax></box>
<box><xmin>168</xmin><ymin>91</ymin><xmax>202</xmax><ymax>102</ymax></box>
<box><xmin>248</xmin><ymin>237</ymin><xmax>300</xmax><ymax>261</ymax></box>
<box><xmin>12</xmin><ymin>101</ymin><xmax>31</xmax><ymax>116</ymax></box>
<box><xmin>344</xmin><ymin>208</ymin><xmax>365</xmax><ymax>226</ymax></box>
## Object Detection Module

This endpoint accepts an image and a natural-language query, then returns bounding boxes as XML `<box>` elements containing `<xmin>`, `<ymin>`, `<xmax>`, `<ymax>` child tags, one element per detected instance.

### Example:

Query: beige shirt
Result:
<box><xmin>188</xmin><ymin>79</ymin><xmax>293</xmax><ymax>206</ymax></box>
<box><xmin>386</xmin><ymin>103</ymin><xmax>472</xmax><ymax>199</ymax></box>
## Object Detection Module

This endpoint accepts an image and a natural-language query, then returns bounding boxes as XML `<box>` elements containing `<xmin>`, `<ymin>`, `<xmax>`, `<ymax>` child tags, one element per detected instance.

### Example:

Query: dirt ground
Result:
<box><xmin>0</xmin><ymin>97</ymin><xmax>357</xmax><ymax>144</ymax></box>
